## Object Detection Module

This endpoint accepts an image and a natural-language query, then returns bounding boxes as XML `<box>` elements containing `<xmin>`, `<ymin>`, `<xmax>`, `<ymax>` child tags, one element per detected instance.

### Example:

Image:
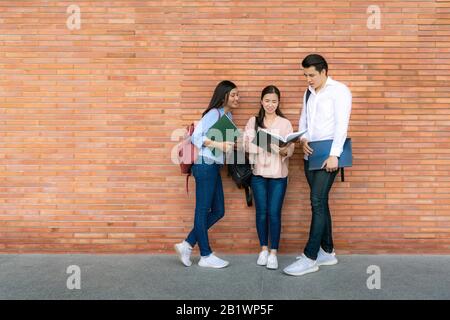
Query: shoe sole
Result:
<box><xmin>266</xmin><ymin>265</ymin><xmax>278</xmax><ymax>270</ymax></box>
<box><xmin>283</xmin><ymin>265</ymin><xmax>319</xmax><ymax>276</ymax></box>
<box><xmin>174</xmin><ymin>244</ymin><xmax>192</xmax><ymax>267</ymax></box>
<box><xmin>316</xmin><ymin>259</ymin><xmax>338</xmax><ymax>267</ymax></box>
<box><xmin>198</xmin><ymin>262</ymin><xmax>229</xmax><ymax>269</ymax></box>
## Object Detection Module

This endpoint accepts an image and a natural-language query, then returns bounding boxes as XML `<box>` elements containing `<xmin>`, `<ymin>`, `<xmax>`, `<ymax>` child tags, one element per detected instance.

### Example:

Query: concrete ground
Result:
<box><xmin>0</xmin><ymin>254</ymin><xmax>449</xmax><ymax>300</ymax></box>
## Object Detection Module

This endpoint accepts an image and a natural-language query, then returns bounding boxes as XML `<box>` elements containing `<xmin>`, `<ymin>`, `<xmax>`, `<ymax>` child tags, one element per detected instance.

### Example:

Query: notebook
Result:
<box><xmin>206</xmin><ymin>114</ymin><xmax>239</xmax><ymax>142</ymax></box>
<box><xmin>308</xmin><ymin>138</ymin><xmax>352</xmax><ymax>171</ymax></box>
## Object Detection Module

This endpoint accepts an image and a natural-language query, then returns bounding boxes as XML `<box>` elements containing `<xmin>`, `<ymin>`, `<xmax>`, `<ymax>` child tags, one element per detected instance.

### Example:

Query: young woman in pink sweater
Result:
<box><xmin>244</xmin><ymin>85</ymin><xmax>295</xmax><ymax>270</ymax></box>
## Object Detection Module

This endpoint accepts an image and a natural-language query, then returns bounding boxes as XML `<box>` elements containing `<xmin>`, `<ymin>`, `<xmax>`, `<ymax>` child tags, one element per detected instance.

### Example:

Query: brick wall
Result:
<box><xmin>0</xmin><ymin>1</ymin><xmax>449</xmax><ymax>254</ymax></box>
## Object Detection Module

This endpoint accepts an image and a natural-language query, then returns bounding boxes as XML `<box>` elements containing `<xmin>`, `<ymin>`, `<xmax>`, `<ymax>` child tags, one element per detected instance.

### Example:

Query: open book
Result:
<box><xmin>252</xmin><ymin>128</ymin><xmax>307</xmax><ymax>151</ymax></box>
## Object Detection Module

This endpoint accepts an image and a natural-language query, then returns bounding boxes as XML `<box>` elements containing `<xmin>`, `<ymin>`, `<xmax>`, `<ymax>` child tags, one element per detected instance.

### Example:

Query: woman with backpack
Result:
<box><xmin>174</xmin><ymin>80</ymin><xmax>239</xmax><ymax>269</ymax></box>
<box><xmin>243</xmin><ymin>85</ymin><xmax>295</xmax><ymax>270</ymax></box>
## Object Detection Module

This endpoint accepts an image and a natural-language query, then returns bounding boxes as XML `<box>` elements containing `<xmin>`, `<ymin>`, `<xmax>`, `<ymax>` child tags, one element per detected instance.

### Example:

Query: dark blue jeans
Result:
<box><xmin>251</xmin><ymin>175</ymin><xmax>288</xmax><ymax>250</ymax></box>
<box><xmin>303</xmin><ymin>160</ymin><xmax>338</xmax><ymax>260</ymax></box>
<box><xmin>185</xmin><ymin>162</ymin><xmax>225</xmax><ymax>257</ymax></box>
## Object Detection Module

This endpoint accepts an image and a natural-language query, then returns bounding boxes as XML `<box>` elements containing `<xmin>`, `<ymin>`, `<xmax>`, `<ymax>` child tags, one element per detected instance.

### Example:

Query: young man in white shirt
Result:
<box><xmin>283</xmin><ymin>54</ymin><xmax>352</xmax><ymax>276</ymax></box>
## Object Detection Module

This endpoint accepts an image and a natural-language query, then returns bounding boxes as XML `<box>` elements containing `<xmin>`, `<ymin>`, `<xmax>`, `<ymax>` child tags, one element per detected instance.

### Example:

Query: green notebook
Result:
<box><xmin>206</xmin><ymin>114</ymin><xmax>240</xmax><ymax>155</ymax></box>
<box><xmin>206</xmin><ymin>114</ymin><xmax>239</xmax><ymax>142</ymax></box>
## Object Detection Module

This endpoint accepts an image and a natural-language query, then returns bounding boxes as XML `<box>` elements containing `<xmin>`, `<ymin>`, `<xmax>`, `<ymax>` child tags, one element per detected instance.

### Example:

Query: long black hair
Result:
<box><xmin>255</xmin><ymin>85</ymin><xmax>286</xmax><ymax>130</ymax></box>
<box><xmin>202</xmin><ymin>80</ymin><xmax>237</xmax><ymax>117</ymax></box>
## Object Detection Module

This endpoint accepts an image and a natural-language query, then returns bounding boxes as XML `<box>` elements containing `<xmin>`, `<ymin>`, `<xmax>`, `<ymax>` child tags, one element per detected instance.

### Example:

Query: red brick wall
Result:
<box><xmin>0</xmin><ymin>1</ymin><xmax>449</xmax><ymax>254</ymax></box>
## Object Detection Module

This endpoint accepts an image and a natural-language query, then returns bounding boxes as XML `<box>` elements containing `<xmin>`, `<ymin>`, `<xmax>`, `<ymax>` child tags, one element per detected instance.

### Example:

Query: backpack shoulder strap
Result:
<box><xmin>305</xmin><ymin>89</ymin><xmax>312</xmax><ymax>106</ymax></box>
<box><xmin>304</xmin><ymin>89</ymin><xmax>312</xmax><ymax>119</ymax></box>
<box><xmin>244</xmin><ymin>186</ymin><xmax>253</xmax><ymax>207</ymax></box>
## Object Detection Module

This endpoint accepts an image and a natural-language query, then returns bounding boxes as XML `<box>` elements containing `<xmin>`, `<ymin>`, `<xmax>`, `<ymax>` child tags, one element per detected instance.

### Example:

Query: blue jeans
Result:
<box><xmin>251</xmin><ymin>175</ymin><xmax>288</xmax><ymax>250</ymax></box>
<box><xmin>185</xmin><ymin>162</ymin><xmax>225</xmax><ymax>257</ymax></box>
<box><xmin>303</xmin><ymin>160</ymin><xmax>338</xmax><ymax>260</ymax></box>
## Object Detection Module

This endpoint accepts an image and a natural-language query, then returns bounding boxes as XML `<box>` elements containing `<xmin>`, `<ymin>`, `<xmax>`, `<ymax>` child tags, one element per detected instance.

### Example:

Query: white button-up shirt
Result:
<box><xmin>298</xmin><ymin>76</ymin><xmax>352</xmax><ymax>159</ymax></box>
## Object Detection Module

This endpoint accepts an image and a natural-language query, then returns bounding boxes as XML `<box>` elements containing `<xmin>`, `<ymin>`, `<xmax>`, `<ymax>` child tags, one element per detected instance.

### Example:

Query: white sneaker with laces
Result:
<box><xmin>266</xmin><ymin>254</ymin><xmax>278</xmax><ymax>270</ymax></box>
<box><xmin>198</xmin><ymin>253</ymin><xmax>229</xmax><ymax>269</ymax></box>
<box><xmin>316</xmin><ymin>247</ymin><xmax>338</xmax><ymax>266</ymax></box>
<box><xmin>283</xmin><ymin>254</ymin><xmax>319</xmax><ymax>276</ymax></box>
<box><xmin>257</xmin><ymin>250</ymin><xmax>269</xmax><ymax>266</ymax></box>
<box><xmin>174</xmin><ymin>240</ymin><xmax>193</xmax><ymax>267</ymax></box>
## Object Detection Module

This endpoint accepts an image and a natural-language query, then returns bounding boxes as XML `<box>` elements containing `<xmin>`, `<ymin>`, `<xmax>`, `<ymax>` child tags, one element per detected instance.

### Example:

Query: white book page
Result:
<box><xmin>284</xmin><ymin>129</ymin><xmax>308</xmax><ymax>143</ymax></box>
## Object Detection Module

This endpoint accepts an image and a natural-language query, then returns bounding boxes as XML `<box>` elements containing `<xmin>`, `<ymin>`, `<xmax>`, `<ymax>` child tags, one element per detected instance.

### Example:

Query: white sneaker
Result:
<box><xmin>283</xmin><ymin>254</ymin><xmax>319</xmax><ymax>276</ymax></box>
<box><xmin>266</xmin><ymin>254</ymin><xmax>278</xmax><ymax>270</ymax></box>
<box><xmin>257</xmin><ymin>250</ymin><xmax>269</xmax><ymax>266</ymax></box>
<box><xmin>198</xmin><ymin>253</ymin><xmax>229</xmax><ymax>269</ymax></box>
<box><xmin>316</xmin><ymin>247</ymin><xmax>338</xmax><ymax>266</ymax></box>
<box><xmin>174</xmin><ymin>241</ymin><xmax>192</xmax><ymax>267</ymax></box>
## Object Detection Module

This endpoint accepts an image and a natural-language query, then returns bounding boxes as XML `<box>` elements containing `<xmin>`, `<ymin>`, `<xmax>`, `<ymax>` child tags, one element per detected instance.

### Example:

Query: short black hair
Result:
<box><xmin>302</xmin><ymin>54</ymin><xmax>328</xmax><ymax>75</ymax></box>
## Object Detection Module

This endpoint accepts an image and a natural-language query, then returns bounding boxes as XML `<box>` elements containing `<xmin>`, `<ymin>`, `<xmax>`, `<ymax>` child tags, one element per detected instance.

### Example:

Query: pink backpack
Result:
<box><xmin>176</xmin><ymin>109</ymin><xmax>220</xmax><ymax>193</ymax></box>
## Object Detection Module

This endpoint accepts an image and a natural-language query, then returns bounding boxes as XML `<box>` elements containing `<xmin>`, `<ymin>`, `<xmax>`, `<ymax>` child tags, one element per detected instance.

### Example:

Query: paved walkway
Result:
<box><xmin>0</xmin><ymin>254</ymin><xmax>449</xmax><ymax>300</ymax></box>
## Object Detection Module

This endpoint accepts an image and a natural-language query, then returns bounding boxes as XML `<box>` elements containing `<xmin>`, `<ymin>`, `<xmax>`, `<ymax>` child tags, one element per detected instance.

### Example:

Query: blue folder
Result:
<box><xmin>308</xmin><ymin>138</ymin><xmax>352</xmax><ymax>171</ymax></box>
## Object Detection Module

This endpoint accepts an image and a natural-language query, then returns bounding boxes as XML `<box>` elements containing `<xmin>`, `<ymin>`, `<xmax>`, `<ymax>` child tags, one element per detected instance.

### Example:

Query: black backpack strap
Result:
<box><xmin>305</xmin><ymin>89</ymin><xmax>312</xmax><ymax>105</ymax></box>
<box><xmin>244</xmin><ymin>186</ymin><xmax>253</xmax><ymax>207</ymax></box>
<box><xmin>304</xmin><ymin>89</ymin><xmax>312</xmax><ymax>122</ymax></box>
<box><xmin>340</xmin><ymin>168</ymin><xmax>345</xmax><ymax>182</ymax></box>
